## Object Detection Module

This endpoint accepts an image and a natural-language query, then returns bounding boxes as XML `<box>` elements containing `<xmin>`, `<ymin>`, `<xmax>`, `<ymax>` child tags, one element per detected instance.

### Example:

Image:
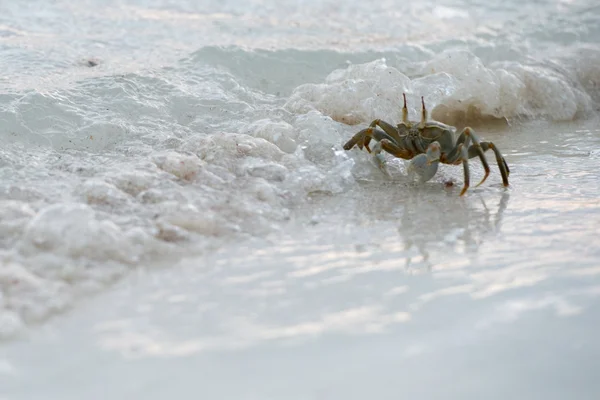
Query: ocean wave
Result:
<box><xmin>285</xmin><ymin>48</ymin><xmax>600</xmax><ymax>125</ymax></box>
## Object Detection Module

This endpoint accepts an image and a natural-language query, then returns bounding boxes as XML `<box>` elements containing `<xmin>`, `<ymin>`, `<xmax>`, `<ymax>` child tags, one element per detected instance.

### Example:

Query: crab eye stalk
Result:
<box><xmin>419</xmin><ymin>96</ymin><xmax>429</xmax><ymax>128</ymax></box>
<box><xmin>402</xmin><ymin>93</ymin><xmax>409</xmax><ymax>123</ymax></box>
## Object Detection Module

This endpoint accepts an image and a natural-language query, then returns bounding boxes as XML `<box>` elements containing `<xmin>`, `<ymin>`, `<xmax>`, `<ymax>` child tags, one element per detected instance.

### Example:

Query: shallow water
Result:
<box><xmin>1</xmin><ymin>0</ymin><xmax>600</xmax><ymax>398</ymax></box>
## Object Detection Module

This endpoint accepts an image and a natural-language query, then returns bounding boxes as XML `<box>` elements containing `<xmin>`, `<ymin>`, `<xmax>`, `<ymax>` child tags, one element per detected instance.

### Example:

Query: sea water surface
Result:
<box><xmin>1</xmin><ymin>0</ymin><xmax>600</xmax><ymax>398</ymax></box>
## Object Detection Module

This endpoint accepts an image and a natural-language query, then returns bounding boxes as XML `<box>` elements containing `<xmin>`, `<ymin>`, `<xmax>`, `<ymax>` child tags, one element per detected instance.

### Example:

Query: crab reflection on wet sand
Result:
<box><xmin>343</xmin><ymin>94</ymin><xmax>511</xmax><ymax>195</ymax></box>
<box><xmin>347</xmin><ymin>181</ymin><xmax>510</xmax><ymax>272</ymax></box>
<box><xmin>399</xmin><ymin>191</ymin><xmax>510</xmax><ymax>271</ymax></box>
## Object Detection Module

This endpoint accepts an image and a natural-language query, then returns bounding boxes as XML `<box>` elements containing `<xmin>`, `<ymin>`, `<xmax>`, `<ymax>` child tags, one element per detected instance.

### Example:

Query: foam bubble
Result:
<box><xmin>77</xmin><ymin>179</ymin><xmax>131</xmax><ymax>206</ymax></box>
<box><xmin>21</xmin><ymin>203</ymin><xmax>142</xmax><ymax>264</ymax></box>
<box><xmin>0</xmin><ymin>201</ymin><xmax>36</xmax><ymax>242</ymax></box>
<box><xmin>109</xmin><ymin>170</ymin><xmax>157</xmax><ymax>197</ymax></box>
<box><xmin>153</xmin><ymin>152</ymin><xmax>205</xmax><ymax>181</ymax></box>
<box><xmin>247</xmin><ymin>119</ymin><xmax>298</xmax><ymax>154</ymax></box>
<box><xmin>183</xmin><ymin>133</ymin><xmax>285</xmax><ymax>169</ymax></box>
<box><xmin>0</xmin><ymin>261</ymin><xmax>71</xmax><ymax>330</ymax></box>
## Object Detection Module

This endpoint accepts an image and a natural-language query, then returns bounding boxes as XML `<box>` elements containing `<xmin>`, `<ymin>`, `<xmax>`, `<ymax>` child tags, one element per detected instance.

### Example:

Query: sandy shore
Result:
<box><xmin>2</xmin><ymin>118</ymin><xmax>600</xmax><ymax>399</ymax></box>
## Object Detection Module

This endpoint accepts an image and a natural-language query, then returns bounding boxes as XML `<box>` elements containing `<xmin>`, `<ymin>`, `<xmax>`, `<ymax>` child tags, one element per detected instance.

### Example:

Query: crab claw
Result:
<box><xmin>371</xmin><ymin>141</ymin><xmax>392</xmax><ymax>177</ymax></box>
<box><xmin>407</xmin><ymin>142</ymin><xmax>441</xmax><ymax>183</ymax></box>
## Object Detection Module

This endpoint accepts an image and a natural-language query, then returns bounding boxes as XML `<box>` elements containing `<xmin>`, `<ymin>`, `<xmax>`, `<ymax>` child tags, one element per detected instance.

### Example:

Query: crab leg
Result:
<box><xmin>445</xmin><ymin>128</ymin><xmax>510</xmax><ymax>192</ymax></box>
<box><xmin>457</xmin><ymin>144</ymin><xmax>471</xmax><ymax>196</ymax></box>
<box><xmin>444</xmin><ymin>136</ymin><xmax>473</xmax><ymax>196</ymax></box>
<box><xmin>366</xmin><ymin>119</ymin><xmax>403</xmax><ymax>147</ymax></box>
<box><xmin>356</xmin><ymin>118</ymin><xmax>403</xmax><ymax>153</ymax></box>
<box><xmin>452</xmin><ymin>128</ymin><xmax>509</xmax><ymax>187</ymax></box>
<box><xmin>458</xmin><ymin>128</ymin><xmax>491</xmax><ymax>187</ymax></box>
<box><xmin>444</xmin><ymin>128</ymin><xmax>491</xmax><ymax>187</ymax></box>
<box><xmin>371</xmin><ymin>138</ymin><xmax>417</xmax><ymax>175</ymax></box>
<box><xmin>469</xmin><ymin>142</ymin><xmax>510</xmax><ymax>187</ymax></box>
<box><xmin>379</xmin><ymin>138</ymin><xmax>415</xmax><ymax>160</ymax></box>
<box><xmin>343</xmin><ymin>127</ymin><xmax>397</xmax><ymax>153</ymax></box>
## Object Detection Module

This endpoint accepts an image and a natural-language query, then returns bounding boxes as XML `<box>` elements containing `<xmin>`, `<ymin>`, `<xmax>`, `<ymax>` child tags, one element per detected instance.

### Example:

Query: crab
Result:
<box><xmin>342</xmin><ymin>93</ymin><xmax>510</xmax><ymax>195</ymax></box>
